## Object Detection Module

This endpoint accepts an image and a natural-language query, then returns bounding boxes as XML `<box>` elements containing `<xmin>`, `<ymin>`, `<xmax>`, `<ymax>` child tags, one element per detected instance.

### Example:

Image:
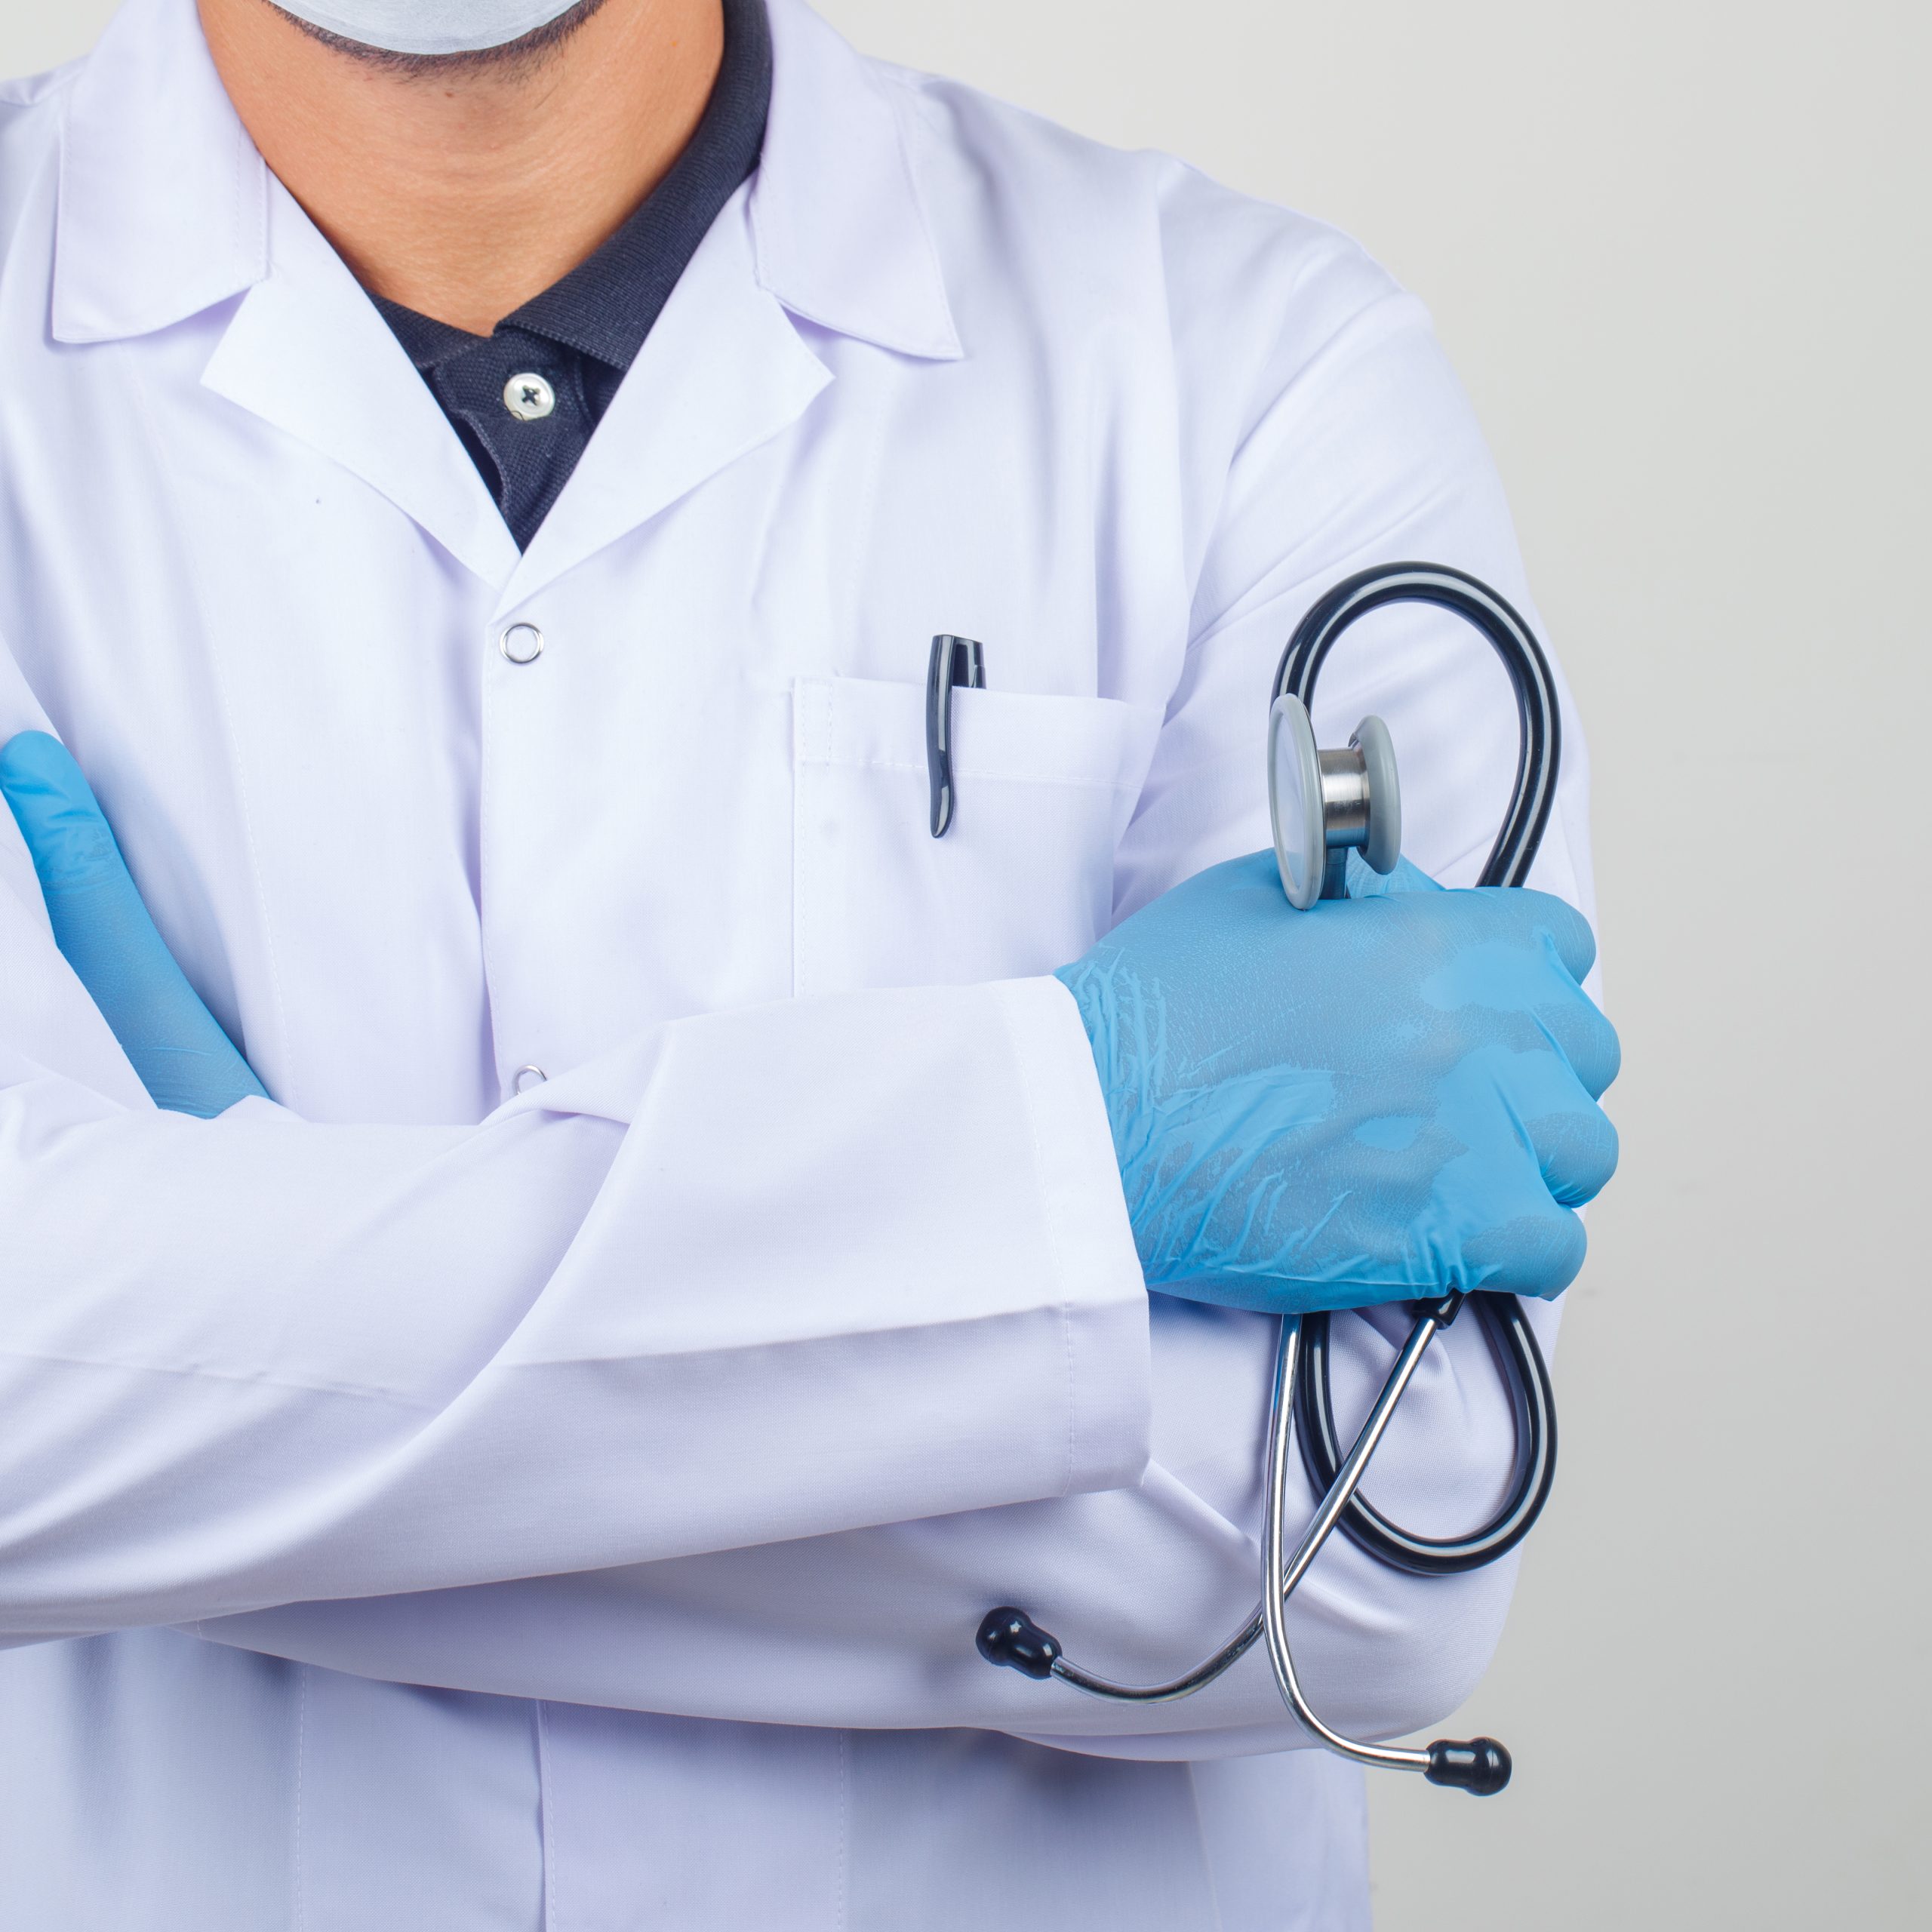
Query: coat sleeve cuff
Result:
<box><xmin>989</xmin><ymin>974</ymin><xmax>1151</xmax><ymax>1494</ymax></box>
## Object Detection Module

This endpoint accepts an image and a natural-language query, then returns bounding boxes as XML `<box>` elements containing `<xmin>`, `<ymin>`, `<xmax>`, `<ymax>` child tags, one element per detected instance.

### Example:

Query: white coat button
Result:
<box><xmin>512</xmin><ymin>1065</ymin><xmax>547</xmax><ymax>1094</ymax></box>
<box><xmin>503</xmin><ymin>373</ymin><xmax>555</xmax><ymax>421</ymax></box>
<box><xmin>499</xmin><ymin>622</ymin><xmax>543</xmax><ymax>664</ymax></box>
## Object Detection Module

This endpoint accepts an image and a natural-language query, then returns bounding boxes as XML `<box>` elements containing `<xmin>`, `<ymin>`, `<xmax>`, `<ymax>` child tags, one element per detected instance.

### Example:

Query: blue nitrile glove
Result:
<box><xmin>0</xmin><ymin>730</ymin><xmax>267</xmax><ymax>1118</ymax></box>
<box><xmin>1057</xmin><ymin>851</ymin><xmax>1620</xmax><ymax>1313</ymax></box>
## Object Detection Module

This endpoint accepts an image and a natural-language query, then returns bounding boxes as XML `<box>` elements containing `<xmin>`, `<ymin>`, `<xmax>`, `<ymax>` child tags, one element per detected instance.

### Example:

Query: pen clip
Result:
<box><xmin>926</xmin><ymin>634</ymin><xmax>986</xmax><ymax>838</ymax></box>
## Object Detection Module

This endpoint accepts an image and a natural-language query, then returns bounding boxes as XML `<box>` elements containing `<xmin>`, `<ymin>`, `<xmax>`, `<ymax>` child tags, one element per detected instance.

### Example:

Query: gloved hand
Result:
<box><xmin>0</xmin><ymin>730</ymin><xmax>267</xmax><ymax>1118</ymax></box>
<box><xmin>1057</xmin><ymin>851</ymin><xmax>1620</xmax><ymax>1313</ymax></box>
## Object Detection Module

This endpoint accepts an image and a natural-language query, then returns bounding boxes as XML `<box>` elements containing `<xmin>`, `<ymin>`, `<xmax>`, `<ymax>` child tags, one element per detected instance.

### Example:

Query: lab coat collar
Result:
<box><xmin>750</xmin><ymin>0</ymin><xmax>963</xmax><ymax>364</ymax></box>
<box><xmin>49</xmin><ymin>0</ymin><xmax>958</xmax><ymax>593</ymax></box>
<box><xmin>53</xmin><ymin>0</ymin><xmax>269</xmax><ymax>344</ymax></box>
<box><xmin>54</xmin><ymin>0</ymin><xmax>961</xmax><ymax>364</ymax></box>
<box><xmin>50</xmin><ymin>0</ymin><xmax>515</xmax><ymax>585</ymax></box>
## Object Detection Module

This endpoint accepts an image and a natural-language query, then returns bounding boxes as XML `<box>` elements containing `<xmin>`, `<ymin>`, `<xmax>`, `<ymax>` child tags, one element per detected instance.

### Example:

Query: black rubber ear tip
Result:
<box><xmin>976</xmin><ymin>1607</ymin><xmax>1060</xmax><ymax>1680</ymax></box>
<box><xmin>1424</xmin><ymin>1737</ymin><xmax>1512</xmax><ymax>1795</ymax></box>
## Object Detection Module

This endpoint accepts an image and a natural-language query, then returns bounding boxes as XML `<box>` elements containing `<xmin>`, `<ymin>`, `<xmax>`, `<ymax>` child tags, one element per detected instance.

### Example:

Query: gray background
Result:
<box><xmin>8</xmin><ymin>2</ymin><xmax>1929</xmax><ymax>1925</ymax></box>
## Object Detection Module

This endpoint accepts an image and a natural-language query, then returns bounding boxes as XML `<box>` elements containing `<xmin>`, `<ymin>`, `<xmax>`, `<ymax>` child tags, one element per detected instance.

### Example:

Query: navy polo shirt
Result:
<box><xmin>375</xmin><ymin>0</ymin><xmax>772</xmax><ymax>549</ymax></box>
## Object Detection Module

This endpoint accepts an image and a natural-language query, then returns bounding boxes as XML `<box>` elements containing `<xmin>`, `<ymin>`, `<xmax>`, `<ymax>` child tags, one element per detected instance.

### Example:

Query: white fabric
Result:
<box><xmin>0</xmin><ymin>0</ymin><xmax>1598</xmax><ymax>1924</ymax></box>
<box><xmin>268</xmin><ymin>0</ymin><xmax>584</xmax><ymax>56</ymax></box>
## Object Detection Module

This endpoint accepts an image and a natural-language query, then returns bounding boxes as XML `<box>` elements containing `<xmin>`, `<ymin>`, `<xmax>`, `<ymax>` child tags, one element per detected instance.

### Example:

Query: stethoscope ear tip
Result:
<box><xmin>1423</xmin><ymin>1736</ymin><xmax>1513</xmax><ymax>1795</ymax></box>
<box><xmin>977</xmin><ymin>1606</ymin><xmax>1061</xmax><ymax>1680</ymax></box>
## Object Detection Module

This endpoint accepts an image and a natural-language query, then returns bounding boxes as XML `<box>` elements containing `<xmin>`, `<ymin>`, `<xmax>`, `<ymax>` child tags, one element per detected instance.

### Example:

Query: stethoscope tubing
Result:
<box><xmin>978</xmin><ymin>560</ymin><xmax>1559</xmax><ymax>1795</ymax></box>
<box><xmin>988</xmin><ymin>1297</ymin><xmax>1457</xmax><ymax>1711</ymax></box>
<box><xmin>1294</xmin><ymin>1293</ymin><xmax>1556</xmax><ymax>1574</ymax></box>
<box><xmin>1272</xmin><ymin>561</ymin><xmax>1564</xmax><ymax>1577</ymax></box>
<box><xmin>1262</xmin><ymin>1312</ymin><xmax>1438</xmax><ymax>1774</ymax></box>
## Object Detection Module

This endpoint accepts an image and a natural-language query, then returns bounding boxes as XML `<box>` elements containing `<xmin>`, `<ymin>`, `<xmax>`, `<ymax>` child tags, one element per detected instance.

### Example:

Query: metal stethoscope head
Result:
<box><xmin>979</xmin><ymin>562</ymin><xmax>1564</xmax><ymax>1798</ymax></box>
<box><xmin>1266</xmin><ymin>697</ymin><xmax>1401</xmax><ymax>908</ymax></box>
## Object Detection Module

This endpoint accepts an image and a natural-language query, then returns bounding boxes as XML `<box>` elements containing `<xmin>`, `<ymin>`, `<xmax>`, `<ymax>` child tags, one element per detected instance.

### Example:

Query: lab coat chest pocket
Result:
<box><xmin>792</xmin><ymin>677</ymin><xmax>1159</xmax><ymax>998</ymax></box>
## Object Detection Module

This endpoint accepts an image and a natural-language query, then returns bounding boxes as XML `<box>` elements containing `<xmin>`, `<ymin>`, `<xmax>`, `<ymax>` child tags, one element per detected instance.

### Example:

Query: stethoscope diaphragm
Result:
<box><xmin>1267</xmin><ymin>695</ymin><xmax>1401</xmax><ymax>909</ymax></box>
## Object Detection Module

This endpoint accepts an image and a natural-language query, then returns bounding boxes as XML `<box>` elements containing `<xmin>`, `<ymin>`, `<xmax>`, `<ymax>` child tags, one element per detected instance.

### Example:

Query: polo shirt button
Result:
<box><xmin>503</xmin><ymin>373</ymin><xmax>556</xmax><ymax>421</ymax></box>
<box><xmin>500</xmin><ymin>622</ymin><xmax>543</xmax><ymax>664</ymax></box>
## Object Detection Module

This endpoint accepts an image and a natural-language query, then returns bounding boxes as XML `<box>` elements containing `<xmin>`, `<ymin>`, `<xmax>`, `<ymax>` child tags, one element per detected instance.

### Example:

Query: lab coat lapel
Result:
<box><xmin>52</xmin><ymin>0</ymin><xmax>266</xmax><ymax>346</ymax></box>
<box><xmin>54</xmin><ymin>0</ymin><xmax>518</xmax><ymax>589</ymax></box>
<box><xmin>200</xmin><ymin>204</ymin><xmax>520</xmax><ymax>589</ymax></box>
<box><xmin>502</xmin><ymin>0</ymin><xmax>963</xmax><ymax>603</ymax></box>
<box><xmin>502</xmin><ymin>193</ymin><xmax>829</xmax><ymax>605</ymax></box>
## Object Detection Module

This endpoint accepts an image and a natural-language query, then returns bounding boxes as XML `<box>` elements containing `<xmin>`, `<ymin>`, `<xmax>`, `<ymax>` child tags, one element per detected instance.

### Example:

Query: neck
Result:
<box><xmin>198</xmin><ymin>0</ymin><xmax>725</xmax><ymax>334</ymax></box>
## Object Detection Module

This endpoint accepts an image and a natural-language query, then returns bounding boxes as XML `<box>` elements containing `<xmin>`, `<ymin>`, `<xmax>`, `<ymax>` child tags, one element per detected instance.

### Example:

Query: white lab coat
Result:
<box><xmin>0</xmin><ymin>0</ymin><xmax>1598</xmax><ymax>1924</ymax></box>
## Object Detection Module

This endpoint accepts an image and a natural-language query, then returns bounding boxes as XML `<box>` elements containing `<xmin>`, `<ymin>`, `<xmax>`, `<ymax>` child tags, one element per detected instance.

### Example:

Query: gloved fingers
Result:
<box><xmin>1540</xmin><ymin>973</ymin><xmax>1621</xmax><ymax>1101</ymax></box>
<box><xmin>1468</xmin><ymin>884</ymin><xmax>1599</xmax><ymax>984</ymax></box>
<box><xmin>1332</xmin><ymin>870</ymin><xmax>1597</xmax><ymax>995</ymax></box>
<box><xmin>1461</xmin><ymin>1201</ymin><xmax>1589</xmax><ymax>1301</ymax></box>
<box><xmin>0</xmin><ymin>729</ymin><xmax>268</xmax><ymax>1118</ymax></box>
<box><xmin>139</xmin><ymin>1043</ymin><xmax>272</xmax><ymax>1120</ymax></box>
<box><xmin>1528</xmin><ymin>1094</ymin><xmax>1620</xmax><ymax>1208</ymax></box>
<box><xmin>1460</xmin><ymin>1038</ymin><xmax>1619</xmax><ymax>1208</ymax></box>
<box><xmin>0</xmin><ymin>730</ymin><xmax>125</xmax><ymax>888</ymax></box>
<box><xmin>1407</xmin><ymin>891</ymin><xmax>1620</xmax><ymax>1099</ymax></box>
<box><xmin>1426</xmin><ymin>1044</ymin><xmax>1609</xmax><ymax>1295</ymax></box>
<box><xmin>1150</xmin><ymin>1168</ymin><xmax>1598</xmax><ymax>1312</ymax></box>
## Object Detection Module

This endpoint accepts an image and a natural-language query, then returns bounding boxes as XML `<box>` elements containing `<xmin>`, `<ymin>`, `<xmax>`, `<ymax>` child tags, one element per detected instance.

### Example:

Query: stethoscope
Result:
<box><xmin>977</xmin><ymin>562</ymin><xmax>1564</xmax><ymax>1798</ymax></box>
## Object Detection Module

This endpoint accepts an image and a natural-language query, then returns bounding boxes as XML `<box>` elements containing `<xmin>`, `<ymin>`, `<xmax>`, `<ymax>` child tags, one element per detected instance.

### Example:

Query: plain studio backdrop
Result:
<box><xmin>4</xmin><ymin>2</ymin><xmax>1927</xmax><ymax>1926</ymax></box>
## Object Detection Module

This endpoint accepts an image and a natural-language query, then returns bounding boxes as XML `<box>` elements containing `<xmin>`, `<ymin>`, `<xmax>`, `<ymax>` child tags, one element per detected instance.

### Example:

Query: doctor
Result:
<box><xmin>0</xmin><ymin>0</ymin><xmax>1617</xmax><ymax>1927</ymax></box>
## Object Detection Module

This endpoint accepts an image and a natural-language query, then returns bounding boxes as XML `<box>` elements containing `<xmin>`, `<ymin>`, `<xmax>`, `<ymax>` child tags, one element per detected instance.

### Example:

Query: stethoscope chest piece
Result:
<box><xmin>1267</xmin><ymin>697</ymin><xmax>1401</xmax><ymax>909</ymax></box>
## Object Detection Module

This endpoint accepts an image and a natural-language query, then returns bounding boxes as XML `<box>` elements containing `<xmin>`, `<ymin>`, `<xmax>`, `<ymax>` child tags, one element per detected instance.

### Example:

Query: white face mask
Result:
<box><xmin>271</xmin><ymin>2</ymin><xmax>586</xmax><ymax>56</ymax></box>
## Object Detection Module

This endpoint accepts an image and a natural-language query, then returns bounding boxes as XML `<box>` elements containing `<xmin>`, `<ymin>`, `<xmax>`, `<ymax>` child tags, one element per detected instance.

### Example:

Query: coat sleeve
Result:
<box><xmin>0</xmin><ymin>784</ymin><xmax>1152</xmax><ymax>1635</ymax></box>
<box><xmin>196</xmin><ymin>180</ymin><xmax>1603</xmax><ymax>1759</ymax></box>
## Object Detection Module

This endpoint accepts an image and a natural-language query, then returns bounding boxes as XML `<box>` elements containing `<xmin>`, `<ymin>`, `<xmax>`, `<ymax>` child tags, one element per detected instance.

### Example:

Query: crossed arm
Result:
<box><xmin>0</xmin><ymin>707</ymin><xmax>1613</xmax><ymax>1758</ymax></box>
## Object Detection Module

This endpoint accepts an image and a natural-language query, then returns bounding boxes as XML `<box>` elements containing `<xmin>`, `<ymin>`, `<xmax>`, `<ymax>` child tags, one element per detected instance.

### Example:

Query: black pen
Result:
<box><xmin>925</xmin><ymin>633</ymin><xmax>986</xmax><ymax>838</ymax></box>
